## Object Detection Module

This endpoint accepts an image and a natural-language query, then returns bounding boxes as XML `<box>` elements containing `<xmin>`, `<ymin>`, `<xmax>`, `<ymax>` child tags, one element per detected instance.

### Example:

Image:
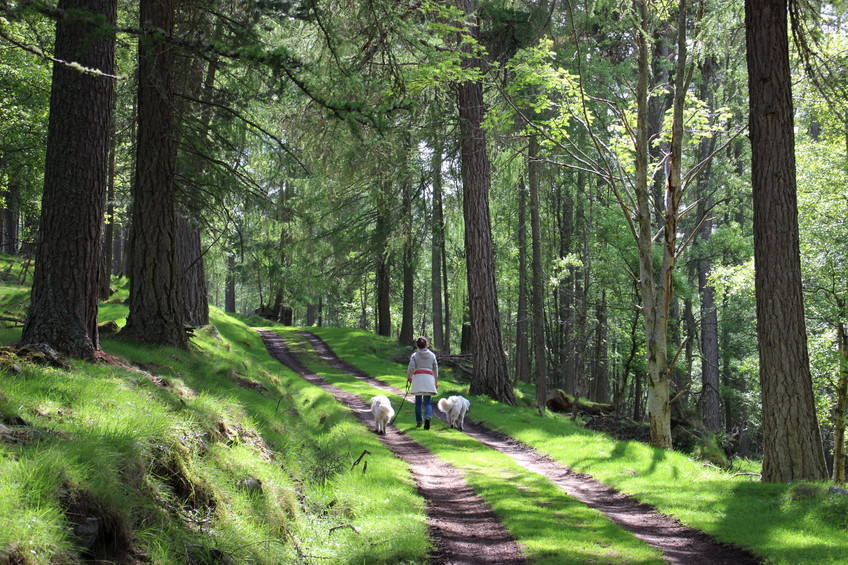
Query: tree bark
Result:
<box><xmin>833</xmin><ymin>321</ymin><xmax>848</xmax><ymax>483</ymax></box>
<box><xmin>697</xmin><ymin>57</ymin><xmax>722</xmax><ymax>432</ymax></box>
<box><xmin>457</xmin><ymin>0</ymin><xmax>514</xmax><ymax>404</ymax></box>
<box><xmin>225</xmin><ymin>252</ymin><xmax>236</xmax><ymax>313</ymax></box>
<box><xmin>400</xmin><ymin>142</ymin><xmax>415</xmax><ymax>346</ymax></box>
<box><xmin>634</xmin><ymin>0</ymin><xmax>672</xmax><ymax>448</ymax></box>
<box><xmin>20</xmin><ymin>0</ymin><xmax>117</xmax><ymax>360</ymax></box>
<box><xmin>515</xmin><ymin>175</ymin><xmax>531</xmax><ymax>384</ymax></box>
<box><xmin>745</xmin><ymin>0</ymin><xmax>828</xmax><ymax>481</ymax></box>
<box><xmin>121</xmin><ymin>0</ymin><xmax>187</xmax><ymax>348</ymax></box>
<box><xmin>177</xmin><ymin>216</ymin><xmax>209</xmax><ymax>327</ymax></box>
<box><xmin>375</xmin><ymin>176</ymin><xmax>392</xmax><ymax>337</ymax></box>
<box><xmin>431</xmin><ymin>139</ymin><xmax>446</xmax><ymax>351</ymax></box>
<box><xmin>529</xmin><ymin>136</ymin><xmax>547</xmax><ymax>412</ymax></box>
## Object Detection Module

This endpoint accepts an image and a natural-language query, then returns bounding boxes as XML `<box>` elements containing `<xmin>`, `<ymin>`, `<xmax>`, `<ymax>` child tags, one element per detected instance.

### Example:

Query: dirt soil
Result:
<box><xmin>262</xmin><ymin>329</ymin><xmax>762</xmax><ymax>565</ymax></box>
<box><xmin>258</xmin><ymin>330</ymin><xmax>524</xmax><ymax>565</ymax></box>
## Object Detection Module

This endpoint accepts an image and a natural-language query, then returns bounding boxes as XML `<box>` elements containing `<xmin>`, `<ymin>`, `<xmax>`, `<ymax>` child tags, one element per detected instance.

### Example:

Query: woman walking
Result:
<box><xmin>407</xmin><ymin>336</ymin><xmax>438</xmax><ymax>429</ymax></box>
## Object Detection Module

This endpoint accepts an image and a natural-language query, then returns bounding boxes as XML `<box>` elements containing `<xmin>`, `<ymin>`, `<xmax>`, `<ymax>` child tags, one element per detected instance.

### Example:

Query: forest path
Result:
<box><xmin>297</xmin><ymin>330</ymin><xmax>762</xmax><ymax>565</ymax></box>
<box><xmin>257</xmin><ymin>329</ymin><xmax>525</xmax><ymax>565</ymax></box>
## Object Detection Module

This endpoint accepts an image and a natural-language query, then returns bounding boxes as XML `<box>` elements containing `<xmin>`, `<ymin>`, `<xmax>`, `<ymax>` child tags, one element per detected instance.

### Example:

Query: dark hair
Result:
<box><xmin>416</xmin><ymin>336</ymin><xmax>429</xmax><ymax>349</ymax></box>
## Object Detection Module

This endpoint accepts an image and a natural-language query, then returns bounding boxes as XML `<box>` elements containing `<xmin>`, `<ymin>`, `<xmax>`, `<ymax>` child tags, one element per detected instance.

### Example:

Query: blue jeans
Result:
<box><xmin>415</xmin><ymin>395</ymin><xmax>433</xmax><ymax>423</ymax></box>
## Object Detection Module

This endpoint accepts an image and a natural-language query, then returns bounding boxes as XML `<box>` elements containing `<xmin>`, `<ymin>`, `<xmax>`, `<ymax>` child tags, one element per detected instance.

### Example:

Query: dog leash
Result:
<box><xmin>390</xmin><ymin>380</ymin><xmax>411</xmax><ymax>425</ymax></box>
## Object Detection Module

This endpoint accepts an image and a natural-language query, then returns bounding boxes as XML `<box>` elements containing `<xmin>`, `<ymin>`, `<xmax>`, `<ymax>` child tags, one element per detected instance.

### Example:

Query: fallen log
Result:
<box><xmin>545</xmin><ymin>389</ymin><xmax>615</xmax><ymax>416</ymax></box>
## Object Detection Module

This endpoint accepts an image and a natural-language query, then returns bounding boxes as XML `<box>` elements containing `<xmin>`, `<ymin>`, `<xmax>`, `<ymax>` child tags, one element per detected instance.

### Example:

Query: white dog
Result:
<box><xmin>438</xmin><ymin>396</ymin><xmax>470</xmax><ymax>430</ymax></box>
<box><xmin>370</xmin><ymin>395</ymin><xmax>395</xmax><ymax>435</ymax></box>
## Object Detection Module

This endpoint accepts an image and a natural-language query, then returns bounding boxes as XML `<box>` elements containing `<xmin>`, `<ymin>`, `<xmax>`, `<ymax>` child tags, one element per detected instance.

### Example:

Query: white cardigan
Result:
<box><xmin>407</xmin><ymin>348</ymin><xmax>438</xmax><ymax>395</ymax></box>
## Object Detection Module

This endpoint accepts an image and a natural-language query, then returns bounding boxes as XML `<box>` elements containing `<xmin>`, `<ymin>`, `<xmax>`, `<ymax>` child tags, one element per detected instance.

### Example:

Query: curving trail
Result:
<box><xmin>257</xmin><ymin>329</ymin><xmax>525</xmax><ymax>565</ymax></box>
<box><xmin>297</xmin><ymin>330</ymin><xmax>762</xmax><ymax>565</ymax></box>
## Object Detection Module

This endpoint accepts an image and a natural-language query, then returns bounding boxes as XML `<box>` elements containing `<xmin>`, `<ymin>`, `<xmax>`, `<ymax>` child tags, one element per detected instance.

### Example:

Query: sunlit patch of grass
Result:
<box><xmin>283</xmin><ymin>328</ymin><xmax>664</xmax><ymax>564</ymax></box>
<box><xmin>0</xmin><ymin>293</ymin><xmax>430</xmax><ymax>563</ymax></box>
<box><xmin>303</xmin><ymin>325</ymin><xmax>848</xmax><ymax>565</ymax></box>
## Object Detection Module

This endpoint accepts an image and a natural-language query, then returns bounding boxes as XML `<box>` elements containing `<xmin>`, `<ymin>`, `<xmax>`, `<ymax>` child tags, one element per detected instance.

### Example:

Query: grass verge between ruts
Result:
<box><xmin>279</xmin><ymin>328</ymin><xmax>666</xmax><ymax>565</ymax></box>
<box><xmin>303</xmin><ymin>325</ymin><xmax>848</xmax><ymax>565</ymax></box>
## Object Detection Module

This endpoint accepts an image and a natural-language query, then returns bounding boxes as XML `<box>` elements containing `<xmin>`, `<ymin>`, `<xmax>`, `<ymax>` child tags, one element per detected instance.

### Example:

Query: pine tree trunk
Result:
<box><xmin>515</xmin><ymin>175</ymin><xmax>531</xmax><ymax>384</ymax></box>
<box><xmin>375</xmin><ymin>178</ymin><xmax>392</xmax><ymax>337</ymax></box>
<box><xmin>529</xmin><ymin>136</ymin><xmax>547</xmax><ymax>412</ymax></box>
<box><xmin>400</xmin><ymin>145</ymin><xmax>415</xmax><ymax>346</ymax></box>
<box><xmin>833</xmin><ymin>322</ymin><xmax>848</xmax><ymax>483</ymax></box>
<box><xmin>431</xmin><ymin>140</ymin><xmax>445</xmax><ymax>351</ymax></box>
<box><xmin>225</xmin><ymin>253</ymin><xmax>236</xmax><ymax>313</ymax></box>
<box><xmin>745</xmin><ymin>0</ymin><xmax>828</xmax><ymax>481</ymax></box>
<box><xmin>122</xmin><ymin>0</ymin><xmax>187</xmax><ymax>348</ymax></box>
<box><xmin>20</xmin><ymin>0</ymin><xmax>117</xmax><ymax>360</ymax></box>
<box><xmin>689</xmin><ymin>55</ymin><xmax>721</xmax><ymax>431</ymax></box>
<box><xmin>457</xmin><ymin>0</ymin><xmax>514</xmax><ymax>404</ymax></box>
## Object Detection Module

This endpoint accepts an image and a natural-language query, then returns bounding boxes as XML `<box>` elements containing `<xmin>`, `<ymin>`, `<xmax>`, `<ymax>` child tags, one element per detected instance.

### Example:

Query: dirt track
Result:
<box><xmin>262</xmin><ymin>329</ymin><xmax>761</xmax><ymax>565</ymax></box>
<box><xmin>258</xmin><ymin>329</ymin><xmax>524</xmax><ymax>565</ymax></box>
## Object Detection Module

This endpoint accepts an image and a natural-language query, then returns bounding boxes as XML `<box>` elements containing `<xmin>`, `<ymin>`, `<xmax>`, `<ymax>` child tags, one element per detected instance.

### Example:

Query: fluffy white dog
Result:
<box><xmin>438</xmin><ymin>395</ymin><xmax>470</xmax><ymax>430</ymax></box>
<box><xmin>370</xmin><ymin>395</ymin><xmax>395</xmax><ymax>435</ymax></box>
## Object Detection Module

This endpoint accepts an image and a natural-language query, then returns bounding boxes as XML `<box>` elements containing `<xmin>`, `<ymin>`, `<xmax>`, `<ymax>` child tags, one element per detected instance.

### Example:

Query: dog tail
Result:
<box><xmin>437</xmin><ymin>397</ymin><xmax>449</xmax><ymax>412</ymax></box>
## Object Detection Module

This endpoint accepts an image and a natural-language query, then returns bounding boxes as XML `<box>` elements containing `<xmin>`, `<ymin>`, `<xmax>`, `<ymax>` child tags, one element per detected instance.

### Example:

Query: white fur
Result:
<box><xmin>437</xmin><ymin>396</ymin><xmax>470</xmax><ymax>430</ymax></box>
<box><xmin>370</xmin><ymin>395</ymin><xmax>395</xmax><ymax>434</ymax></box>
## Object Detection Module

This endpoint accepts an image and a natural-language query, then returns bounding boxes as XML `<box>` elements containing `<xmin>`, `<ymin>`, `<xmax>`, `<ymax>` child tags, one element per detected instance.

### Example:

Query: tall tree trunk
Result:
<box><xmin>634</xmin><ymin>0</ymin><xmax>672</xmax><ymax>448</ymax></box>
<box><xmin>745</xmin><ymin>0</ymin><xmax>828</xmax><ymax>481</ymax></box>
<box><xmin>431</xmin><ymin>139</ymin><xmax>445</xmax><ymax>351</ymax></box>
<box><xmin>20</xmin><ymin>0</ymin><xmax>117</xmax><ymax>360</ymax></box>
<box><xmin>833</xmin><ymin>320</ymin><xmax>848</xmax><ymax>483</ymax></box>
<box><xmin>375</xmin><ymin>179</ymin><xmax>392</xmax><ymax>337</ymax></box>
<box><xmin>593</xmin><ymin>292</ymin><xmax>610</xmax><ymax>403</ymax></box>
<box><xmin>399</xmin><ymin>143</ymin><xmax>415</xmax><ymax>345</ymax></box>
<box><xmin>225</xmin><ymin>253</ymin><xmax>236</xmax><ymax>313</ymax></box>
<box><xmin>457</xmin><ymin>0</ymin><xmax>514</xmax><ymax>404</ymax></box>
<box><xmin>515</xmin><ymin>175</ymin><xmax>531</xmax><ymax>384</ymax></box>
<box><xmin>122</xmin><ymin>0</ymin><xmax>187</xmax><ymax>348</ymax></box>
<box><xmin>696</xmin><ymin>55</ymin><xmax>722</xmax><ymax>432</ymax></box>
<box><xmin>529</xmin><ymin>136</ymin><xmax>547</xmax><ymax>412</ymax></box>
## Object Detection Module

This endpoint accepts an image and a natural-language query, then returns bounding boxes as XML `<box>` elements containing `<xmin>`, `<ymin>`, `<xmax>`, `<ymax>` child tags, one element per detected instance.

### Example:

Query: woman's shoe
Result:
<box><xmin>416</xmin><ymin>421</ymin><xmax>422</xmax><ymax>428</ymax></box>
<box><xmin>424</xmin><ymin>418</ymin><xmax>431</xmax><ymax>430</ymax></box>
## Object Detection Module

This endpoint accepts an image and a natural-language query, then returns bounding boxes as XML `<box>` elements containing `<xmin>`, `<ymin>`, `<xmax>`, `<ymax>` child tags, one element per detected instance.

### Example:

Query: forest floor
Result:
<box><xmin>259</xmin><ymin>329</ymin><xmax>761</xmax><ymax>565</ymax></box>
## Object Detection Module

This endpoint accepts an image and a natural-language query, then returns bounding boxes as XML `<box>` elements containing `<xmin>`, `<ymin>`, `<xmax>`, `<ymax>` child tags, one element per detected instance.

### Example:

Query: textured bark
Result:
<box><xmin>834</xmin><ymin>322</ymin><xmax>848</xmax><ymax>483</ymax></box>
<box><xmin>375</xmin><ymin>177</ymin><xmax>392</xmax><ymax>337</ymax></box>
<box><xmin>20</xmin><ymin>0</ymin><xmax>116</xmax><ymax>360</ymax></box>
<box><xmin>745</xmin><ymin>0</ymin><xmax>828</xmax><ymax>481</ymax></box>
<box><xmin>457</xmin><ymin>0</ymin><xmax>514</xmax><ymax>404</ymax></box>
<box><xmin>121</xmin><ymin>0</ymin><xmax>187</xmax><ymax>348</ymax></box>
<box><xmin>431</xmin><ymin>140</ymin><xmax>446</xmax><ymax>351</ymax></box>
<box><xmin>225</xmin><ymin>253</ymin><xmax>236</xmax><ymax>313</ymax></box>
<box><xmin>177</xmin><ymin>216</ymin><xmax>209</xmax><ymax>327</ymax></box>
<box><xmin>633</xmin><ymin>0</ymin><xmax>672</xmax><ymax>448</ymax></box>
<box><xmin>515</xmin><ymin>175</ymin><xmax>531</xmax><ymax>384</ymax></box>
<box><xmin>529</xmin><ymin>136</ymin><xmax>547</xmax><ymax>412</ymax></box>
<box><xmin>399</xmin><ymin>144</ymin><xmax>415</xmax><ymax>346</ymax></box>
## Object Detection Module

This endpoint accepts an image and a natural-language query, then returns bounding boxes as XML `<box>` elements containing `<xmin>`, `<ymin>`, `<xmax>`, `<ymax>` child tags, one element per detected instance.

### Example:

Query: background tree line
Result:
<box><xmin>1</xmin><ymin>0</ymin><xmax>847</xmax><ymax>482</ymax></box>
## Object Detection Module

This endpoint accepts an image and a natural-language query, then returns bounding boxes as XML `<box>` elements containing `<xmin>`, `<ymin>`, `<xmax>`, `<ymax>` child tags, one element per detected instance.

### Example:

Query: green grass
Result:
<box><xmin>302</xmin><ymin>325</ymin><xmax>848</xmax><ymax>565</ymax></box>
<box><xmin>280</xmin><ymin>328</ymin><xmax>664</xmax><ymax>564</ymax></box>
<box><xmin>3</xmin><ymin>267</ymin><xmax>848</xmax><ymax>563</ymax></box>
<box><xmin>0</xmin><ymin>290</ymin><xmax>429</xmax><ymax>563</ymax></box>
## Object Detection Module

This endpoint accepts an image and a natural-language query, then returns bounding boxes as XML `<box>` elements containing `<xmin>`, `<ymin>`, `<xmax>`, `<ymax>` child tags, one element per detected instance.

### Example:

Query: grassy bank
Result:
<box><xmin>0</xmin><ymin>272</ymin><xmax>429</xmax><ymax>563</ymax></box>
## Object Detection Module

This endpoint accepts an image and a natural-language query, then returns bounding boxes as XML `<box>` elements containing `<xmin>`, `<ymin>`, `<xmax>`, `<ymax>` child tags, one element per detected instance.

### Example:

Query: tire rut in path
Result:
<box><xmin>299</xmin><ymin>330</ymin><xmax>762</xmax><ymax>565</ymax></box>
<box><xmin>257</xmin><ymin>329</ymin><xmax>525</xmax><ymax>565</ymax></box>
